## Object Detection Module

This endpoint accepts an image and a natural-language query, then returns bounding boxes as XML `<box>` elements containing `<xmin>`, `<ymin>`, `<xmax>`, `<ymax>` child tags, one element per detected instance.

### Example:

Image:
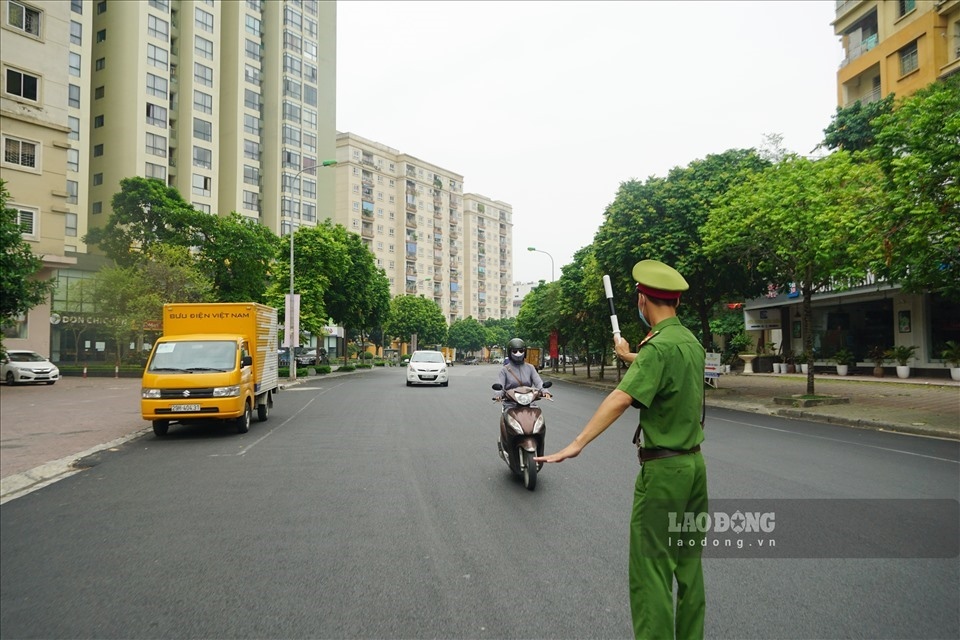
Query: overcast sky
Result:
<box><xmin>336</xmin><ymin>1</ymin><xmax>844</xmax><ymax>284</ymax></box>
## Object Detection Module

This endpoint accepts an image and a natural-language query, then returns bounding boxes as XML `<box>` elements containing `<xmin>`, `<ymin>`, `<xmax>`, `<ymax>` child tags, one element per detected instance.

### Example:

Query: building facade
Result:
<box><xmin>334</xmin><ymin>131</ymin><xmax>514</xmax><ymax>325</ymax></box>
<box><xmin>738</xmin><ymin>0</ymin><xmax>960</xmax><ymax>376</ymax></box>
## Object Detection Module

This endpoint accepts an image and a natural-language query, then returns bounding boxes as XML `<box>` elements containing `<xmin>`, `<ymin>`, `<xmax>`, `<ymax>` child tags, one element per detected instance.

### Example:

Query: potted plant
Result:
<box><xmin>782</xmin><ymin>349</ymin><xmax>797</xmax><ymax>374</ymax></box>
<box><xmin>831</xmin><ymin>347</ymin><xmax>855</xmax><ymax>376</ymax></box>
<box><xmin>799</xmin><ymin>350</ymin><xmax>813</xmax><ymax>374</ymax></box>
<box><xmin>885</xmin><ymin>344</ymin><xmax>917</xmax><ymax>379</ymax></box>
<box><xmin>941</xmin><ymin>340</ymin><xmax>960</xmax><ymax>382</ymax></box>
<box><xmin>868</xmin><ymin>346</ymin><xmax>887</xmax><ymax>378</ymax></box>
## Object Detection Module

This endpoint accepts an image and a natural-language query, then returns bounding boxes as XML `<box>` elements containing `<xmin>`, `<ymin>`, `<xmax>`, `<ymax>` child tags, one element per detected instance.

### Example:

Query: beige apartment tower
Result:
<box><xmin>334</xmin><ymin>131</ymin><xmax>514</xmax><ymax>324</ymax></box>
<box><xmin>833</xmin><ymin>0</ymin><xmax>960</xmax><ymax>106</ymax></box>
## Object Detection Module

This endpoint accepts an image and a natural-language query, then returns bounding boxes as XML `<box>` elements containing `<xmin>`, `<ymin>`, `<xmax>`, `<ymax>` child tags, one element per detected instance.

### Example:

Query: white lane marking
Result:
<box><xmin>709</xmin><ymin>415</ymin><xmax>959</xmax><ymax>464</ymax></box>
<box><xmin>232</xmin><ymin>382</ymin><xmax>343</xmax><ymax>458</ymax></box>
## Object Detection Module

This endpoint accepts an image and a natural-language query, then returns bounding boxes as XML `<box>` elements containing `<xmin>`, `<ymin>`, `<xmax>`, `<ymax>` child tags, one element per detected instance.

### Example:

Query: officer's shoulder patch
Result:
<box><xmin>637</xmin><ymin>330</ymin><xmax>661</xmax><ymax>349</ymax></box>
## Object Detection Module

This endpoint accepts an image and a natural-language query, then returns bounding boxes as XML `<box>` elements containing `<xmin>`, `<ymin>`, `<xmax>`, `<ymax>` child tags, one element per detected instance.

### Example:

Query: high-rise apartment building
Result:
<box><xmin>833</xmin><ymin>0</ymin><xmax>960</xmax><ymax>106</ymax></box>
<box><xmin>1</xmin><ymin>0</ymin><xmax>77</xmax><ymax>349</ymax></box>
<box><xmin>334</xmin><ymin>131</ymin><xmax>514</xmax><ymax>324</ymax></box>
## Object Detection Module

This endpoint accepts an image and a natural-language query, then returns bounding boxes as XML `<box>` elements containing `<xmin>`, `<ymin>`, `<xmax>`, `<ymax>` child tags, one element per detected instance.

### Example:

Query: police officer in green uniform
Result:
<box><xmin>537</xmin><ymin>259</ymin><xmax>707</xmax><ymax>640</ymax></box>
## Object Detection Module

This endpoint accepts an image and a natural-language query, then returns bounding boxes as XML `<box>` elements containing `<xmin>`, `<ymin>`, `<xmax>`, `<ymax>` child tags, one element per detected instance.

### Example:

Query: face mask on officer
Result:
<box><xmin>637</xmin><ymin>294</ymin><xmax>651</xmax><ymax>328</ymax></box>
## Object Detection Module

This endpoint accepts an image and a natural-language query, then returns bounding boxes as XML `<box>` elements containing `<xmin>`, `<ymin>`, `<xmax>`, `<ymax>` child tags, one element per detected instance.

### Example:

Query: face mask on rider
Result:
<box><xmin>637</xmin><ymin>294</ymin><xmax>650</xmax><ymax>328</ymax></box>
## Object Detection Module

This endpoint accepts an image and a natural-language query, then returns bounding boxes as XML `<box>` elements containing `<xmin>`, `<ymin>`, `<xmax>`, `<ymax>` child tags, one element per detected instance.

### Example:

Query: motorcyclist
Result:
<box><xmin>495</xmin><ymin>338</ymin><xmax>551</xmax><ymax>407</ymax></box>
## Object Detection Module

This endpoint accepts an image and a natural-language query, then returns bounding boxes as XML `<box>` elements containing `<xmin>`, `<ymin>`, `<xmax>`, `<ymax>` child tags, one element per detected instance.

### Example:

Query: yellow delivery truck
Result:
<box><xmin>141</xmin><ymin>302</ymin><xmax>279</xmax><ymax>436</ymax></box>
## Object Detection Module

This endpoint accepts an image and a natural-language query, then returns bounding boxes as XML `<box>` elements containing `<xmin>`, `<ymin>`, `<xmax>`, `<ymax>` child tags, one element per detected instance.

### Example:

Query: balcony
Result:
<box><xmin>361</xmin><ymin>222</ymin><xmax>374</xmax><ymax>238</ymax></box>
<box><xmin>841</xmin><ymin>33</ymin><xmax>878</xmax><ymax>67</ymax></box>
<box><xmin>406</xmin><ymin>213</ymin><xmax>417</xmax><ymax>228</ymax></box>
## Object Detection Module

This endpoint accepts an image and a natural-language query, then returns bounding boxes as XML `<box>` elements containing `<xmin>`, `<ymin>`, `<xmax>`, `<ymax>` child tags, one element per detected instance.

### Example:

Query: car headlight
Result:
<box><xmin>213</xmin><ymin>385</ymin><xmax>240</xmax><ymax>397</ymax></box>
<box><xmin>142</xmin><ymin>388</ymin><xmax>161</xmax><ymax>399</ymax></box>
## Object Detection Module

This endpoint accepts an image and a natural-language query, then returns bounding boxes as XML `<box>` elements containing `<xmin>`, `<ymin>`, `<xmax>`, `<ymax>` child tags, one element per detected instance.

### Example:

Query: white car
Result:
<box><xmin>406</xmin><ymin>350</ymin><xmax>449</xmax><ymax>387</ymax></box>
<box><xmin>2</xmin><ymin>350</ymin><xmax>60</xmax><ymax>385</ymax></box>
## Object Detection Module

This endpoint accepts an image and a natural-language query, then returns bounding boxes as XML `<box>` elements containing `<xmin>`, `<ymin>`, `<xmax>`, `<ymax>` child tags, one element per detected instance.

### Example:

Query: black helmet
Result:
<box><xmin>507</xmin><ymin>338</ymin><xmax>526</xmax><ymax>365</ymax></box>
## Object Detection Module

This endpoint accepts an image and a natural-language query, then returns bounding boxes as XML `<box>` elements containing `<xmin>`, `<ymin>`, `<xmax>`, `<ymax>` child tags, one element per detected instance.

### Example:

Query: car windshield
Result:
<box><xmin>411</xmin><ymin>352</ymin><xmax>444</xmax><ymax>363</ymax></box>
<box><xmin>148</xmin><ymin>341</ymin><xmax>237</xmax><ymax>372</ymax></box>
<box><xmin>9</xmin><ymin>352</ymin><xmax>47</xmax><ymax>362</ymax></box>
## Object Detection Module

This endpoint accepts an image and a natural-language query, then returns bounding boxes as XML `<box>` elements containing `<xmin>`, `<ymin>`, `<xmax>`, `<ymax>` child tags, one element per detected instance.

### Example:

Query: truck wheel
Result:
<box><xmin>236</xmin><ymin>403</ymin><xmax>251</xmax><ymax>434</ymax></box>
<box><xmin>153</xmin><ymin>420</ymin><xmax>169</xmax><ymax>437</ymax></box>
<box><xmin>257</xmin><ymin>395</ymin><xmax>270</xmax><ymax>422</ymax></box>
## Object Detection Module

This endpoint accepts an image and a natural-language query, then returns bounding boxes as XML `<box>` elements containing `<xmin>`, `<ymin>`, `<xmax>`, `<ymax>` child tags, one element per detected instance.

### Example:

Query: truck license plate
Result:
<box><xmin>171</xmin><ymin>404</ymin><xmax>201</xmax><ymax>412</ymax></box>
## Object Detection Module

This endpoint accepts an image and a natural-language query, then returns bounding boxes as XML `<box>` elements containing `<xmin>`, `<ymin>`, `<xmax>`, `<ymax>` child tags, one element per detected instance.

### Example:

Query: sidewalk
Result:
<box><xmin>545</xmin><ymin>367</ymin><xmax>959</xmax><ymax>440</ymax></box>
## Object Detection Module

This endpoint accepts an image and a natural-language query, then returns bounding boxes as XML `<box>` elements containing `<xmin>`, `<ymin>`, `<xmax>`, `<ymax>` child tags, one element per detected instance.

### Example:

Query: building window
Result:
<box><xmin>194</xmin><ymin>63</ymin><xmax>213</xmax><ymax>87</ymax></box>
<box><xmin>244</xmin><ymin>88</ymin><xmax>261</xmax><ymax>111</ymax></box>
<box><xmin>71</xmin><ymin>0</ymin><xmax>82</xmax><ymax>14</ymax></box>
<box><xmin>11</xmin><ymin>205</ymin><xmax>37</xmax><ymax>237</ymax></box>
<box><xmin>900</xmin><ymin>41</ymin><xmax>919</xmax><ymax>75</ymax></box>
<box><xmin>93</xmin><ymin>114</ymin><xmax>104</xmax><ymax>128</ymax></box>
<box><xmin>68</xmin><ymin>83</ymin><xmax>80</xmax><ymax>108</ymax></box>
<box><xmin>70</xmin><ymin>20</ymin><xmax>82</xmax><ymax>44</ymax></box>
<box><xmin>195</xmin><ymin>35</ymin><xmax>213</xmax><ymax>60</ymax></box>
<box><xmin>194</xmin><ymin>90</ymin><xmax>212</xmax><ymax>114</ymax></box>
<box><xmin>146</xmin><ymin>73</ymin><xmax>167</xmax><ymax>98</ymax></box>
<box><xmin>68</xmin><ymin>52</ymin><xmax>81</xmax><ymax>77</ymax></box>
<box><xmin>91</xmin><ymin>201</ymin><xmax>102</xmax><ymax>214</ymax></box>
<box><xmin>243</xmin><ymin>139</ymin><xmax>259</xmax><ymax>160</ymax></box>
<box><xmin>95</xmin><ymin>57</ymin><xmax>105</xmax><ymax>71</ymax></box>
<box><xmin>245</xmin><ymin>15</ymin><xmax>261</xmax><ymax>35</ymax></box>
<box><xmin>96</xmin><ymin>29</ymin><xmax>106</xmax><ymax>42</ymax></box>
<box><xmin>3</xmin><ymin>136</ymin><xmax>38</xmax><ymax>169</ymax></box>
<box><xmin>148</xmin><ymin>0</ymin><xmax>169</xmax><ymax>12</ymax></box>
<box><xmin>68</xmin><ymin>116</ymin><xmax>80</xmax><ymax>140</ymax></box>
<box><xmin>195</xmin><ymin>7</ymin><xmax>213</xmax><ymax>33</ymax></box>
<box><xmin>96</xmin><ymin>1</ymin><xmax>106</xmax><ymax>14</ymax></box>
<box><xmin>193</xmin><ymin>117</ymin><xmax>212</xmax><ymax>141</ymax></box>
<box><xmin>145</xmin><ymin>132</ymin><xmax>166</xmax><ymax>156</ymax></box>
<box><xmin>282</xmin><ymin>150</ymin><xmax>299</xmax><ymax>168</ymax></box>
<box><xmin>192</xmin><ymin>173</ymin><xmax>211</xmax><ymax>196</ymax></box>
<box><xmin>147</xmin><ymin>15</ymin><xmax>168</xmax><ymax>41</ymax></box>
<box><xmin>4</xmin><ymin>68</ymin><xmax>39</xmax><ymax>101</ymax></box>
<box><xmin>7</xmin><ymin>1</ymin><xmax>41</xmax><ymax>37</ymax></box>
<box><xmin>243</xmin><ymin>114</ymin><xmax>260</xmax><ymax>136</ymax></box>
<box><xmin>66</xmin><ymin>180</ymin><xmax>78</xmax><ymax>204</ymax></box>
<box><xmin>244</xmin><ymin>64</ymin><xmax>260</xmax><ymax>85</ymax></box>
<box><xmin>303</xmin><ymin>132</ymin><xmax>316</xmax><ymax>153</ymax></box>
<box><xmin>147</xmin><ymin>44</ymin><xmax>168</xmax><ymax>70</ymax></box>
<box><xmin>242</xmin><ymin>190</ymin><xmax>259</xmax><ymax>211</ymax></box>
<box><xmin>193</xmin><ymin>146</ymin><xmax>212</xmax><ymax>169</ymax></box>
<box><xmin>146</xmin><ymin>102</ymin><xmax>167</xmax><ymax>128</ymax></box>
<box><xmin>145</xmin><ymin>162</ymin><xmax>166</xmax><ymax>181</ymax></box>
<box><xmin>283</xmin><ymin>101</ymin><xmax>300</xmax><ymax>123</ymax></box>
<box><xmin>283</xmin><ymin>54</ymin><xmax>301</xmax><ymax>76</ymax></box>
<box><xmin>93</xmin><ymin>144</ymin><xmax>103</xmax><ymax>157</ymax></box>
<box><xmin>283</xmin><ymin>78</ymin><xmax>301</xmax><ymax>100</ymax></box>
<box><xmin>65</xmin><ymin>212</ymin><xmax>78</xmax><ymax>237</ymax></box>
<box><xmin>94</xmin><ymin>85</ymin><xmax>104</xmax><ymax>99</ymax></box>
<box><xmin>245</xmin><ymin>38</ymin><xmax>260</xmax><ymax>61</ymax></box>
<box><xmin>243</xmin><ymin>165</ymin><xmax>259</xmax><ymax>185</ymax></box>
<box><xmin>303</xmin><ymin>84</ymin><xmax>317</xmax><ymax>107</ymax></box>
<box><xmin>93</xmin><ymin>172</ymin><xmax>103</xmax><ymax>185</ymax></box>
<box><xmin>282</xmin><ymin>124</ymin><xmax>300</xmax><ymax>146</ymax></box>
<box><xmin>898</xmin><ymin>0</ymin><xmax>916</xmax><ymax>17</ymax></box>
<box><xmin>302</xmin><ymin>202</ymin><xmax>315</xmax><ymax>222</ymax></box>
<box><xmin>66</xmin><ymin>147</ymin><xmax>79</xmax><ymax>172</ymax></box>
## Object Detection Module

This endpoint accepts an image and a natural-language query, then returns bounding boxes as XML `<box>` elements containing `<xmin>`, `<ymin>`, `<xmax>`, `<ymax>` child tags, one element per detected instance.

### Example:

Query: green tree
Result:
<box><xmin>593</xmin><ymin>149</ymin><xmax>771</xmax><ymax>349</ymax></box>
<box><xmin>448</xmin><ymin>316</ymin><xmax>487</xmax><ymax>354</ymax></box>
<box><xmin>820</xmin><ymin>94</ymin><xmax>894</xmax><ymax>152</ymax></box>
<box><xmin>192</xmin><ymin>212</ymin><xmax>280</xmax><ymax>303</ymax></box>
<box><xmin>703</xmin><ymin>151</ymin><xmax>887</xmax><ymax>395</ymax></box>
<box><xmin>87</xmin><ymin>265</ymin><xmax>162</xmax><ymax>365</ymax></box>
<box><xmin>516</xmin><ymin>281</ymin><xmax>562</xmax><ymax>369</ymax></box>
<box><xmin>384</xmin><ymin>295</ymin><xmax>447</xmax><ymax>348</ymax></box>
<box><xmin>868</xmin><ymin>76</ymin><xmax>960</xmax><ymax>299</ymax></box>
<box><xmin>140</xmin><ymin>244</ymin><xmax>215</xmax><ymax>304</ymax></box>
<box><xmin>84</xmin><ymin>177</ymin><xmax>196</xmax><ymax>266</ymax></box>
<box><xmin>0</xmin><ymin>181</ymin><xmax>55</xmax><ymax>354</ymax></box>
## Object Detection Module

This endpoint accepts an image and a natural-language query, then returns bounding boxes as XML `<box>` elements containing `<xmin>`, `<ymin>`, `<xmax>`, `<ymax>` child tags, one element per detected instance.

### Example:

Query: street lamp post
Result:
<box><xmin>287</xmin><ymin>159</ymin><xmax>337</xmax><ymax>381</ymax></box>
<box><xmin>527</xmin><ymin>246</ymin><xmax>555</xmax><ymax>282</ymax></box>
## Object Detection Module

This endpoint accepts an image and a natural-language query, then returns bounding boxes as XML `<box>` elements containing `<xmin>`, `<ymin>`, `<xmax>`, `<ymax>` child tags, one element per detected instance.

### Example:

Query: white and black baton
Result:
<box><xmin>602</xmin><ymin>274</ymin><xmax>621</xmax><ymax>341</ymax></box>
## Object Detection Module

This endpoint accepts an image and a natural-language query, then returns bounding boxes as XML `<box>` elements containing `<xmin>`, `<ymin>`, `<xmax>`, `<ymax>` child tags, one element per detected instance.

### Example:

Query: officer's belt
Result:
<box><xmin>638</xmin><ymin>444</ymin><xmax>701</xmax><ymax>464</ymax></box>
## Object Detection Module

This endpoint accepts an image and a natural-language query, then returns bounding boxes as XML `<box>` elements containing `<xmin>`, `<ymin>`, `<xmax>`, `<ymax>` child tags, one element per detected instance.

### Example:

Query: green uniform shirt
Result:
<box><xmin>617</xmin><ymin>316</ymin><xmax>705</xmax><ymax>451</ymax></box>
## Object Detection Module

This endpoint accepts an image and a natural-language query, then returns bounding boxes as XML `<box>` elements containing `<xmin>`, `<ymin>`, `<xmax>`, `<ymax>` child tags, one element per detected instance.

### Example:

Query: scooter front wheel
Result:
<box><xmin>522</xmin><ymin>448</ymin><xmax>538</xmax><ymax>491</ymax></box>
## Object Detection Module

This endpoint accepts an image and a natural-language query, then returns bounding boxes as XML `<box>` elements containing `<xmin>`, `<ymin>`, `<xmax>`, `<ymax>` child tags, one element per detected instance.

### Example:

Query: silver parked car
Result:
<box><xmin>406</xmin><ymin>350</ymin><xmax>449</xmax><ymax>387</ymax></box>
<box><xmin>2</xmin><ymin>350</ymin><xmax>60</xmax><ymax>385</ymax></box>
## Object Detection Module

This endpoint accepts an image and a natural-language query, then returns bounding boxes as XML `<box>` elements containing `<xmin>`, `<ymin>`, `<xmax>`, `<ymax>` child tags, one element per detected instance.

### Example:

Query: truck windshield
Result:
<box><xmin>148</xmin><ymin>341</ymin><xmax>237</xmax><ymax>373</ymax></box>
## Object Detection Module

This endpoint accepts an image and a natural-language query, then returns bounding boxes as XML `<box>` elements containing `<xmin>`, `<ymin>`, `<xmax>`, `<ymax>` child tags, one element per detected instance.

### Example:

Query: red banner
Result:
<box><xmin>549</xmin><ymin>330</ymin><xmax>559</xmax><ymax>360</ymax></box>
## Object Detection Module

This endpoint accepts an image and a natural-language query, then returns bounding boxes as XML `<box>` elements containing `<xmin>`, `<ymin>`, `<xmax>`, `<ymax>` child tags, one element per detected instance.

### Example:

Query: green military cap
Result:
<box><xmin>632</xmin><ymin>259</ymin><xmax>689</xmax><ymax>300</ymax></box>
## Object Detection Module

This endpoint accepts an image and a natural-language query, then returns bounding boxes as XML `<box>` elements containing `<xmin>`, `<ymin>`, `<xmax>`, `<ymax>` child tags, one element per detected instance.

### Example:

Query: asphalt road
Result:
<box><xmin>1</xmin><ymin>365</ymin><xmax>957</xmax><ymax>639</ymax></box>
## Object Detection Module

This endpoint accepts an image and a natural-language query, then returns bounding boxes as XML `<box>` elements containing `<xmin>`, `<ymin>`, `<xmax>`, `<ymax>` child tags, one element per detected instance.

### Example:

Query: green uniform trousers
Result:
<box><xmin>629</xmin><ymin>452</ymin><xmax>708</xmax><ymax>640</ymax></box>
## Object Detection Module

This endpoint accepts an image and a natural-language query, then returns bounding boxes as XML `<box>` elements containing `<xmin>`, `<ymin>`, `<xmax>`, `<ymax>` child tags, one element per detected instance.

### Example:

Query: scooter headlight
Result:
<box><xmin>514</xmin><ymin>391</ymin><xmax>534</xmax><ymax>406</ymax></box>
<box><xmin>506</xmin><ymin>413</ymin><xmax>525</xmax><ymax>434</ymax></box>
<box><xmin>532</xmin><ymin>414</ymin><xmax>545</xmax><ymax>434</ymax></box>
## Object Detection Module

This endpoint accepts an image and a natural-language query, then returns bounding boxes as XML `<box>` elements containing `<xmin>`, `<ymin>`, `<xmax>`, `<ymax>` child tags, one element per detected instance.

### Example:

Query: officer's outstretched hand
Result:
<box><xmin>535</xmin><ymin>441</ymin><xmax>583</xmax><ymax>464</ymax></box>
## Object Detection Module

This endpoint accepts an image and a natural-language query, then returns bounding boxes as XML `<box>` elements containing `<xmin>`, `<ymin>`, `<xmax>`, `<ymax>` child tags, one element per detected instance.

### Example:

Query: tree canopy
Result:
<box><xmin>384</xmin><ymin>295</ymin><xmax>447</xmax><ymax>348</ymax></box>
